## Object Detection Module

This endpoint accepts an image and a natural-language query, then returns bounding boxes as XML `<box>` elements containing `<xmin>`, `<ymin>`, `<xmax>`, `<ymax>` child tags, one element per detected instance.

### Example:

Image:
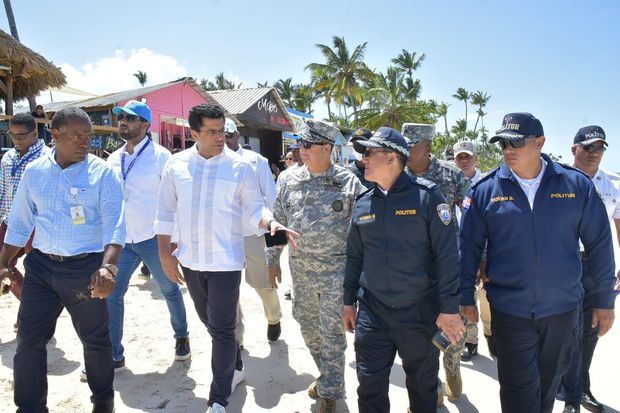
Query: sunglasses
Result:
<box><xmin>300</xmin><ymin>139</ymin><xmax>328</xmax><ymax>149</ymax></box>
<box><xmin>580</xmin><ymin>144</ymin><xmax>606</xmax><ymax>154</ymax></box>
<box><xmin>116</xmin><ymin>113</ymin><xmax>144</xmax><ymax>122</ymax></box>
<box><xmin>285</xmin><ymin>157</ymin><xmax>293</xmax><ymax>161</ymax></box>
<box><xmin>225</xmin><ymin>132</ymin><xmax>236</xmax><ymax>139</ymax></box>
<box><xmin>497</xmin><ymin>136</ymin><xmax>537</xmax><ymax>150</ymax></box>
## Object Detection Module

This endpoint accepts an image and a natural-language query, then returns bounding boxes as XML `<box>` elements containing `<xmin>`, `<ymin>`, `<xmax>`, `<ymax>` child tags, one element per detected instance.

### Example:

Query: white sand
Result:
<box><xmin>0</xmin><ymin>252</ymin><xmax>618</xmax><ymax>413</ymax></box>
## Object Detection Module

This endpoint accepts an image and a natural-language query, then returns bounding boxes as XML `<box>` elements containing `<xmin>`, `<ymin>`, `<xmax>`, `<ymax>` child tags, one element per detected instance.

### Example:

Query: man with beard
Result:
<box><xmin>94</xmin><ymin>100</ymin><xmax>190</xmax><ymax>378</ymax></box>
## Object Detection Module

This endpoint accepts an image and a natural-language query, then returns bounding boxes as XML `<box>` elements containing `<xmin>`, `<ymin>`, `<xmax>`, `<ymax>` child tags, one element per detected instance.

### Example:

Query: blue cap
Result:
<box><xmin>112</xmin><ymin>100</ymin><xmax>152</xmax><ymax>124</ymax></box>
<box><xmin>574</xmin><ymin>125</ymin><xmax>607</xmax><ymax>146</ymax></box>
<box><xmin>353</xmin><ymin>127</ymin><xmax>409</xmax><ymax>158</ymax></box>
<box><xmin>490</xmin><ymin>112</ymin><xmax>544</xmax><ymax>143</ymax></box>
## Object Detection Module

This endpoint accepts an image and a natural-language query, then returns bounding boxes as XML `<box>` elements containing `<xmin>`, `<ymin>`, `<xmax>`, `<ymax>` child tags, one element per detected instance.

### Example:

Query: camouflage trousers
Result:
<box><xmin>289</xmin><ymin>256</ymin><xmax>346</xmax><ymax>400</ymax></box>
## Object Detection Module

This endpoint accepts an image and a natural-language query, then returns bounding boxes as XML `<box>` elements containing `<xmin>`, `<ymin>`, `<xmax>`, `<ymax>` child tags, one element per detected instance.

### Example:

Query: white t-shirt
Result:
<box><xmin>511</xmin><ymin>158</ymin><xmax>547</xmax><ymax>209</ymax></box>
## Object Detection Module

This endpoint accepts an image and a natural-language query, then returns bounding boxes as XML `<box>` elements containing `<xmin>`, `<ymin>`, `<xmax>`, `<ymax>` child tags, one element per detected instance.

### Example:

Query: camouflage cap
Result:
<box><xmin>453</xmin><ymin>140</ymin><xmax>476</xmax><ymax>156</ymax></box>
<box><xmin>401</xmin><ymin>123</ymin><xmax>435</xmax><ymax>143</ymax></box>
<box><xmin>299</xmin><ymin>119</ymin><xmax>341</xmax><ymax>145</ymax></box>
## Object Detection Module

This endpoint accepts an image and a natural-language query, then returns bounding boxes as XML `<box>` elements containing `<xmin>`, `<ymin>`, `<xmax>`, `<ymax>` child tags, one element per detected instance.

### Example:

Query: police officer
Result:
<box><xmin>402</xmin><ymin>123</ymin><xmax>470</xmax><ymax>401</ymax></box>
<box><xmin>460</xmin><ymin>113</ymin><xmax>616</xmax><ymax>413</ymax></box>
<box><xmin>559</xmin><ymin>125</ymin><xmax>620</xmax><ymax>413</ymax></box>
<box><xmin>267</xmin><ymin>120</ymin><xmax>364</xmax><ymax>413</ymax></box>
<box><xmin>343</xmin><ymin>127</ymin><xmax>464</xmax><ymax>413</ymax></box>
<box><xmin>347</xmin><ymin>128</ymin><xmax>373</xmax><ymax>189</ymax></box>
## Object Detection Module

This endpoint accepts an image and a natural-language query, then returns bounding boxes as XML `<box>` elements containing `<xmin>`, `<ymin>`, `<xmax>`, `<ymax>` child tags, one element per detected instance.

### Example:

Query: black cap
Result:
<box><xmin>490</xmin><ymin>112</ymin><xmax>544</xmax><ymax>143</ymax></box>
<box><xmin>574</xmin><ymin>125</ymin><xmax>607</xmax><ymax>146</ymax></box>
<box><xmin>353</xmin><ymin>127</ymin><xmax>409</xmax><ymax>158</ymax></box>
<box><xmin>350</xmin><ymin>128</ymin><xmax>373</xmax><ymax>143</ymax></box>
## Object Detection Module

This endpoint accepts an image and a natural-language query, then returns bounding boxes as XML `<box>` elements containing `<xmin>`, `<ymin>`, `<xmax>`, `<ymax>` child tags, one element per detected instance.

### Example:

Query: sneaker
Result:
<box><xmin>175</xmin><ymin>337</ymin><xmax>191</xmax><ymax>361</ymax></box>
<box><xmin>231</xmin><ymin>367</ymin><xmax>246</xmax><ymax>394</ymax></box>
<box><xmin>444</xmin><ymin>367</ymin><xmax>462</xmax><ymax>401</ymax></box>
<box><xmin>307</xmin><ymin>380</ymin><xmax>319</xmax><ymax>399</ymax></box>
<box><xmin>267</xmin><ymin>322</ymin><xmax>281</xmax><ymax>342</ymax></box>
<box><xmin>460</xmin><ymin>343</ymin><xmax>478</xmax><ymax>361</ymax></box>
<box><xmin>80</xmin><ymin>358</ymin><xmax>126</xmax><ymax>382</ymax></box>
<box><xmin>320</xmin><ymin>397</ymin><xmax>337</xmax><ymax>413</ymax></box>
<box><xmin>207</xmin><ymin>402</ymin><xmax>226</xmax><ymax>413</ymax></box>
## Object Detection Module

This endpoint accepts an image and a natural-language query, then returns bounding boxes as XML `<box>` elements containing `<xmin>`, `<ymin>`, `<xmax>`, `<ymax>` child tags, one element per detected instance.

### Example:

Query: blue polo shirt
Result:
<box><xmin>459</xmin><ymin>153</ymin><xmax>615</xmax><ymax>319</ymax></box>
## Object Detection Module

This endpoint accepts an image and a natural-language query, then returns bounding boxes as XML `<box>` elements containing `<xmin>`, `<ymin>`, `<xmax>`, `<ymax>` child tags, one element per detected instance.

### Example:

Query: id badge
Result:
<box><xmin>70</xmin><ymin>205</ymin><xmax>86</xmax><ymax>225</ymax></box>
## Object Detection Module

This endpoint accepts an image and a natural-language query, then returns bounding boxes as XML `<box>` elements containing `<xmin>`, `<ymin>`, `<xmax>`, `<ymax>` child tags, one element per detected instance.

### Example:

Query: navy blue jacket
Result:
<box><xmin>459</xmin><ymin>154</ymin><xmax>615</xmax><ymax>319</ymax></box>
<box><xmin>344</xmin><ymin>172</ymin><xmax>460</xmax><ymax>313</ymax></box>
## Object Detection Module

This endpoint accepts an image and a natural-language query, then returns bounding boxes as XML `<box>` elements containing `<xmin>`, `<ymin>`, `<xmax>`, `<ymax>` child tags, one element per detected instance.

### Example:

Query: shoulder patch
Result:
<box><xmin>437</xmin><ymin>203</ymin><xmax>452</xmax><ymax>225</ymax></box>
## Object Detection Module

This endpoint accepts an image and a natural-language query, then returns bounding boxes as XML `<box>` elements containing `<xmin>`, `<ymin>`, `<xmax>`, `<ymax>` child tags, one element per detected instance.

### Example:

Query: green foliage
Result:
<box><xmin>200</xmin><ymin>73</ymin><xmax>242</xmax><ymax>91</ymax></box>
<box><xmin>133</xmin><ymin>70</ymin><xmax>147</xmax><ymax>87</ymax></box>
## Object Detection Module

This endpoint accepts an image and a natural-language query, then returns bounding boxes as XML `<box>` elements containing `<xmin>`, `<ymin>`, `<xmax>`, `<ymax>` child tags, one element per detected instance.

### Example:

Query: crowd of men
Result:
<box><xmin>0</xmin><ymin>102</ymin><xmax>616</xmax><ymax>413</ymax></box>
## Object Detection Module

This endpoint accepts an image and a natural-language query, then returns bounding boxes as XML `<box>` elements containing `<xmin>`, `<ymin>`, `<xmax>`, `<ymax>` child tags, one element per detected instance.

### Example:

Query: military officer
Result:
<box><xmin>267</xmin><ymin>119</ymin><xmax>364</xmax><ymax>413</ymax></box>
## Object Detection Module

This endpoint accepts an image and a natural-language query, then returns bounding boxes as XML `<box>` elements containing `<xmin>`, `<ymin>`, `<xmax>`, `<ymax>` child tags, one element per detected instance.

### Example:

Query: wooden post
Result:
<box><xmin>5</xmin><ymin>76</ymin><xmax>13</xmax><ymax>115</ymax></box>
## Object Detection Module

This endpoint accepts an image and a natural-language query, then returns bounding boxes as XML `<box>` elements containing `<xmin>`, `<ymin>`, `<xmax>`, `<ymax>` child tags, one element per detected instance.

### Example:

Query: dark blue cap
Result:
<box><xmin>574</xmin><ymin>125</ymin><xmax>607</xmax><ymax>146</ymax></box>
<box><xmin>350</xmin><ymin>128</ymin><xmax>373</xmax><ymax>142</ymax></box>
<box><xmin>353</xmin><ymin>127</ymin><xmax>409</xmax><ymax>158</ymax></box>
<box><xmin>490</xmin><ymin>112</ymin><xmax>544</xmax><ymax>143</ymax></box>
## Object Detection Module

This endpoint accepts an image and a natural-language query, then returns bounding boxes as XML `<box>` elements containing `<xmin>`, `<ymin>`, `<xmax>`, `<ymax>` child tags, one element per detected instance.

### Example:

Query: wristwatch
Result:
<box><xmin>101</xmin><ymin>263</ymin><xmax>119</xmax><ymax>277</ymax></box>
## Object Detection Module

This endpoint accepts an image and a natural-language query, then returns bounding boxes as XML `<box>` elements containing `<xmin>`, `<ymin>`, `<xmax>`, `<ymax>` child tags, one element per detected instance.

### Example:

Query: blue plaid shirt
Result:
<box><xmin>6</xmin><ymin>152</ymin><xmax>126</xmax><ymax>256</ymax></box>
<box><xmin>0</xmin><ymin>139</ymin><xmax>51</xmax><ymax>223</ymax></box>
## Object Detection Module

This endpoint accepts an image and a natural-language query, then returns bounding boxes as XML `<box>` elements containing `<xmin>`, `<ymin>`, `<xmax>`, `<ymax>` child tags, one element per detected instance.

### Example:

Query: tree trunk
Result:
<box><xmin>326</xmin><ymin>97</ymin><xmax>333</xmax><ymax>120</ymax></box>
<box><xmin>463</xmin><ymin>102</ymin><xmax>468</xmax><ymax>138</ymax></box>
<box><xmin>443</xmin><ymin>115</ymin><xmax>449</xmax><ymax>136</ymax></box>
<box><xmin>6</xmin><ymin>76</ymin><xmax>13</xmax><ymax>115</ymax></box>
<box><xmin>3</xmin><ymin>0</ymin><xmax>19</xmax><ymax>40</ymax></box>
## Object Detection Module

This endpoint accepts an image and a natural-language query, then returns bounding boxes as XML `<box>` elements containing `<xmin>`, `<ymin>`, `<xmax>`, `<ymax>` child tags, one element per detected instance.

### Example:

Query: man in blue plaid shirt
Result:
<box><xmin>0</xmin><ymin>113</ymin><xmax>50</xmax><ymax>301</ymax></box>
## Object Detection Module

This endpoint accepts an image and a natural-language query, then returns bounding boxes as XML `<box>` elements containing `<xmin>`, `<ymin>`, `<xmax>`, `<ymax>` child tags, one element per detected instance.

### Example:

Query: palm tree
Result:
<box><xmin>451</xmin><ymin>118</ymin><xmax>468</xmax><ymax>138</ymax></box>
<box><xmin>257</xmin><ymin>81</ymin><xmax>270</xmax><ymax>88</ymax></box>
<box><xmin>133</xmin><ymin>71</ymin><xmax>148</xmax><ymax>87</ymax></box>
<box><xmin>435</xmin><ymin>102</ymin><xmax>450</xmax><ymax>135</ymax></box>
<box><xmin>274</xmin><ymin>78</ymin><xmax>298</xmax><ymax>108</ymax></box>
<box><xmin>292</xmin><ymin>84</ymin><xmax>317</xmax><ymax>114</ymax></box>
<box><xmin>401</xmin><ymin>77</ymin><xmax>421</xmax><ymax>102</ymax></box>
<box><xmin>306</xmin><ymin>36</ymin><xmax>372</xmax><ymax>121</ymax></box>
<box><xmin>309</xmin><ymin>66</ymin><xmax>335</xmax><ymax>120</ymax></box>
<box><xmin>470</xmin><ymin>90</ymin><xmax>491</xmax><ymax>134</ymax></box>
<box><xmin>354</xmin><ymin>67</ymin><xmax>416</xmax><ymax>129</ymax></box>
<box><xmin>452</xmin><ymin>87</ymin><xmax>471</xmax><ymax>135</ymax></box>
<box><xmin>201</xmin><ymin>73</ymin><xmax>242</xmax><ymax>91</ymax></box>
<box><xmin>391</xmin><ymin>49</ymin><xmax>425</xmax><ymax>81</ymax></box>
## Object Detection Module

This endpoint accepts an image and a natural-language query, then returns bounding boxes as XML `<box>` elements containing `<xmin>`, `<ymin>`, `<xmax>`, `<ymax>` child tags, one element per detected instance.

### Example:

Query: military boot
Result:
<box><xmin>320</xmin><ymin>397</ymin><xmax>337</xmax><ymax>413</ymax></box>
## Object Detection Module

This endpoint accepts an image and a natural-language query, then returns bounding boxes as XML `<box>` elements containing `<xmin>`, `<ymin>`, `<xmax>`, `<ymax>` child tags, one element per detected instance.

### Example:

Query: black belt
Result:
<box><xmin>35</xmin><ymin>249</ymin><xmax>91</xmax><ymax>262</ymax></box>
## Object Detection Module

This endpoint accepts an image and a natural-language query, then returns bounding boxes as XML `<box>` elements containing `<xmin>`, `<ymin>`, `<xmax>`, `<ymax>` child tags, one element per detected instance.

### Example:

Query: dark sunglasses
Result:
<box><xmin>580</xmin><ymin>144</ymin><xmax>606</xmax><ymax>154</ymax></box>
<box><xmin>116</xmin><ymin>113</ymin><xmax>143</xmax><ymax>122</ymax></box>
<box><xmin>497</xmin><ymin>136</ymin><xmax>537</xmax><ymax>150</ymax></box>
<box><xmin>300</xmin><ymin>139</ymin><xmax>328</xmax><ymax>149</ymax></box>
<box><xmin>284</xmin><ymin>157</ymin><xmax>293</xmax><ymax>161</ymax></box>
<box><xmin>225</xmin><ymin>132</ymin><xmax>236</xmax><ymax>139</ymax></box>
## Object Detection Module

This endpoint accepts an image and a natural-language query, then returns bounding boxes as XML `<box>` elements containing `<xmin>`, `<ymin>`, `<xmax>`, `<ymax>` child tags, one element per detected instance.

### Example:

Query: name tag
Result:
<box><xmin>357</xmin><ymin>213</ymin><xmax>376</xmax><ymax>224</ymax></box>
<box><xmin>70</xmin><ymin>205</ymin><xmax>86</xmax><ymax>225</ymax></box>
<box><xmin>395</xmin><ymin>209</ymin><xmax>417</xmax><ymax>216</ymax></box>
<box><xmin>550</xmin><ymin>193</ymin><xmax>576</xmax><ymax>199</ymax></box>
<box><xmin>490</xmin><ymin>196</ymin><xmax>514</xmax><ymax>203</ymax></box>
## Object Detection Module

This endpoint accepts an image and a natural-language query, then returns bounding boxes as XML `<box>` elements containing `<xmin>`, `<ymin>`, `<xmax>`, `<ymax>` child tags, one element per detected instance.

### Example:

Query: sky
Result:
<box><xmin>4</xmin><ymin>0</ymin><xmax>620</xmax><ymax>169</ymax></box>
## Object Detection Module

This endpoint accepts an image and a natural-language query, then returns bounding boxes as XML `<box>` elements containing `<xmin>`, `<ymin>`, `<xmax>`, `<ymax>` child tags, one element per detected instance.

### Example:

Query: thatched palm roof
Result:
<box><xmin>0</xmin><ymin>29</ymin><xmax>66</xmax><ymax>101</ymax></box>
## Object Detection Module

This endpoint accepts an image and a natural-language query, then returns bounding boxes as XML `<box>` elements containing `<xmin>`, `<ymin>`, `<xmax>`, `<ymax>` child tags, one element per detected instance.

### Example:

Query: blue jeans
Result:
<box><xmin>107</xmin><ymin>236</ymin><xmax>188</xmax><ymax>361</ymax></box>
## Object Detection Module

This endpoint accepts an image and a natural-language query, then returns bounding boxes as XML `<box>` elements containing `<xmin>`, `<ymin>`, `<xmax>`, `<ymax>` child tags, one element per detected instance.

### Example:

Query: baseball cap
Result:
<box><xmin>112</xmin><ymin>100</ymin><xmax>152</xmax><ymax>124</ymax></box>
<box><xmin>401</xmin><ymin>123</ymin><xmax>435</xmax><ymax>143</ymax></box>
<box><xmin>453</xmin><ymin>140</ymin><xmax>476</xmax><ymax>156</ymax></box>
<box><xmin>350</xmin><ymin>128</ymin><xmax>373</xmax><ymax>143</ymax></box>
<box><xmin>490</xmin><ymin>113</ymin><xmax>544</xmax><ymax>143</ymax></box>
<box><xmin>299</xmin><ymin>120</ymin><xmax>341</xmax><ymax>145</ymax></box>
<box><xmin>353</xmin><ymin>127</ymin><xmax>409</xmax><ymax>158</ymax></box>
<box><xmin>573</xmin><ymin>125</ymin><xmax>607</xmax><ymax>146</ymax></box>
<box><xmin>224</xmin><ymin>118</ymin><xmax>238</xmax><ymax>134</ymax></box>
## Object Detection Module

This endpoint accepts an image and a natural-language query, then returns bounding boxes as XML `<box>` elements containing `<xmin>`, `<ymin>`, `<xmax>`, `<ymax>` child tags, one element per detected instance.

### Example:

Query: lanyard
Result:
<box><xmin>11</xmin><ymin>146</ymin><xmax>42</xmax><ymax>176</ymax></box>
<box><xmin>121</xmin><ymin>139</ymin><xmax>150</xmax><ymax>180</ymax></box>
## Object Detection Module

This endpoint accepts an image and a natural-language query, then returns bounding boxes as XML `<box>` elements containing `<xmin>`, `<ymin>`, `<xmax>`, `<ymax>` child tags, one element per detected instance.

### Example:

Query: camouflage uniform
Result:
<box><xmin>266</xmin><ymin>164</ymin><xmax>363</xmax><ymax>400</ymax></box>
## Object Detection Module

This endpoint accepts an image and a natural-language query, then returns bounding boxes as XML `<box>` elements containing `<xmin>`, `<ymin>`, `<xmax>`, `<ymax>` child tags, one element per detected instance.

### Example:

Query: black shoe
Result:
<box><xmin>113</xmin><ymin>357</ymin><xmax>126</xmax><ymax>373</ymax></box>
<box><xmin>485</xmin><ymin>334</ymin><xmax>496</xmax><ymax>358</ymax></box>
<box><xmin>581</xmin><ymin>391</ymin><xmax>605</xmax><ymax>412</ymax></box>
<box><xmin>563</xmin><ymin>402</ymin><xmax>580</xmax><ymax>413</ymax></box>
<box><xmin>460</xmin><ymin>343</ymin><xmax>478</xmax><ymax>361</ymax></box>
<box><xmin>175</xmin><ymin>337</ymin><xmax>191</xmax><ymax>361</ymax></box>
<box><xmin>267</xmin><ymin>322</ymin><xmax>281</xmax><ymax>342</ymax></box>
<box><xmin>92</xmin><ymin>403</ymin><xmax>114</xmax><ymax>413</ymax></box>
<box><xmin>284</xmin><ymin>290</ymin><xmax>292</xmax><ymax>300</ymax></box>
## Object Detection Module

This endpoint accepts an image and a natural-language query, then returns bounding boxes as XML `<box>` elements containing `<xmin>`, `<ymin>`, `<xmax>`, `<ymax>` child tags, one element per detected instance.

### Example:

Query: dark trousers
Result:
<box><xmin>492</xmin><ymin>307</ymin><xmax>578</xmax><ymax>413</ymax></box>
<box><xmin>15</xmin><ymin>249</ymin><xmax>114</xmax><ymax>413</ymax></box>
<box><xmin>181</xmin><ymin>267</ymin><xmax>242</xmax><ymax>407</ymax></box>
<box><xmin>355</xmin><ymin>289</ymin><xmax>439</xmax><ymax>413</ymax></box>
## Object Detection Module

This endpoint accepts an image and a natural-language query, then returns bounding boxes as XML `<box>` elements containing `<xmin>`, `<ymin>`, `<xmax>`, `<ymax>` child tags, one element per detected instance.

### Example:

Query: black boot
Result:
<box><xmin>460</xmin><ymin>343</ymin><xmax>478</xmax><ymax>361</ymax></box>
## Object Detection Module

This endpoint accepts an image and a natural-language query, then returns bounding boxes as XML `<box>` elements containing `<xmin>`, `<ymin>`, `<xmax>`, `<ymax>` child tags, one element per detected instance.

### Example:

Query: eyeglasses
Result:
<box><xmin>116</xmin><ymin>113</ymin><xmax>144</xmax><ymax>122</ymax></box>
<box><xmin>497</xmin><ymin>136</ymin><xmax>537</xmax><ymax>150</ymax></box>
<box><xmin>8</xmin><ymin>131</ymin><xmax>35</xmax><ymax>141</ymax></box>
<box><xmin>580</xmin><ymin>144</ymin><xmax>606</xmax><ymax>154</ymax></box>
<box><xmin>199</xmin><ymin>127</ymin><xmax>226</xmax><ymax>137</ymax></box>
<box><xmin>300</xmin><ymin>139</ymin><xmax>328</xmax><ymax>149</ymax></box>
<box><xmin>362</xmin><ymin>149</ymin><xmax>391</xmax><ymax>158</ymax></box>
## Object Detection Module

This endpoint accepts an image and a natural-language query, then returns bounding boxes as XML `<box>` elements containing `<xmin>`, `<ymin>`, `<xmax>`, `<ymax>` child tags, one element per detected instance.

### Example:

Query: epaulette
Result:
<box><xmin>471</xmin><ymin>166</ymin><xmax>499</xmax><ymax>189</ymax></box>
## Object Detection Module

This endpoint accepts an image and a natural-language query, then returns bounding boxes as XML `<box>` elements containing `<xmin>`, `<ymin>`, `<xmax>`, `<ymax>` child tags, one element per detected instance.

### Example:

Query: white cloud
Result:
<box><xmin>37</xmin><ymin>48</ymin><xmax>189</xmax><ymax>103</ymax></box>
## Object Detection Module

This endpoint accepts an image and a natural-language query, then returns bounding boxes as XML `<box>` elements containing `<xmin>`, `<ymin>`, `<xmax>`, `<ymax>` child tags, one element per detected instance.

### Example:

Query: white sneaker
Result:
<box><xmin>230</xmin><ymin>367</ymin><xmax>246</xmax><ymax>394</ymax></box>
<box><xmin>207</xmin><ymin>402</ymin><xmax>226</xmax><ymax>412</ymax></box>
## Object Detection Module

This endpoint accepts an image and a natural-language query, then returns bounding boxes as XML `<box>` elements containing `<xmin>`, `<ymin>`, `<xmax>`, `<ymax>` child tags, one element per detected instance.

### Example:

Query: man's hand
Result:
<box><xmin>268</xmin><ymin>266</ymin><xmax>282</xmax><ymax>289</ymax></box>
<box><xmin>0</xmin><ymin>264</ymin><xmax>11</xmax><ymax>281</ymax></box>
<box><xmin>436</xmin><ymin>313</ymin><xmax>466</xmax><ymax>345</ymax></box>
<box><xmin>161</xmin><ymin>253</ymin><xmax>185</xmax><ymax>285</ymax></box>
<box><xmin>461</xmin><ymin>305</ymin><xmax>479</xmax><ymax>324</ymax></box>
<box><xmin>89</xmin><ymin>268</ymin><xmax>116</xmax><ymax>299</ymax></box>
<box><xmin>342</xmin><ymin>305</ymin><xmax>357</xmax><ymax>333</ymax></box>
<box><xmin>476</xmin><ymin>260</ymin><xmax>489</xmax><ymax>285</ymax></box>
<box><xmin>269</xmin><ymin>220</ymin><xmax>300</xmax><ymax>250</ymax></box>
<box><xmin>592</xmin><ymin>308</ymin><xmax>615</xmax><ymax>337</ymax></box>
